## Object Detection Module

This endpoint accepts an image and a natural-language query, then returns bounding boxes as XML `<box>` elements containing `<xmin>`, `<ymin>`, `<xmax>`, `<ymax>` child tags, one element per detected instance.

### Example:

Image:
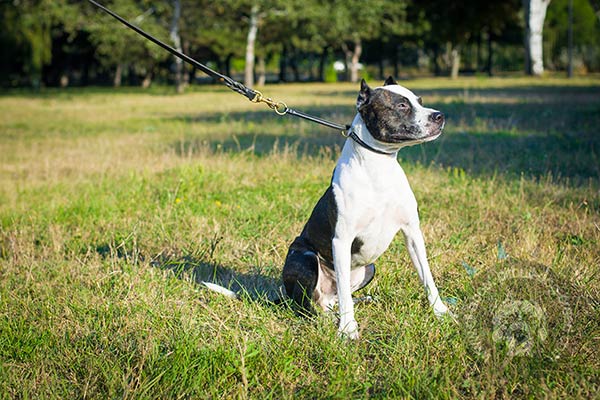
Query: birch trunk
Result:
<box><xmin>523</xmin><ymin>0</ymin><xmax>551</xmax><ymax>76</ymax></box>
<box><xmin>113</xmin><ymin>63</ymin><xmax>123</xmax><ymax>87</ymax></box>
<box><xmin>244</xmin><ymin>4</ymin><xmax>260</xmax><ymax>87</ymax></box>
<box><xmin>342</xmin><ymin>36</ymin><xmax>362</xmax><ymax>83</ymax></box>
<box><xmin>142</xmin><ymin>70</ymin><xmax>152</xmax><ymax>88</ymax></box>
<box><xmin>349</xmin><ymin>37</ymin><xmax>362</xmax><ymax>83</ymax></box>
<box><xmin>450</xmin><ymin>47</ymin><xmax>460</xmax><ymax>79</ymax></box>
<box><xmin>170</xmin><ymin>0</ymin><xmax>184</xmax><ymax>93</ymax></box>
<box><xmin>257</xmin><ymin>56</ymin><xmax>266</xmax><ymax>86</ymax></box>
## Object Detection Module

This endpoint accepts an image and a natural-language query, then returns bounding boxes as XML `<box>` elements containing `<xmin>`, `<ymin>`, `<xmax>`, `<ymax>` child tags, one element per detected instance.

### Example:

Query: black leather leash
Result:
<box><xmin>87</xmin><ymin>0</ymin><xmax>350</xmax><ymax>134</ymax></box>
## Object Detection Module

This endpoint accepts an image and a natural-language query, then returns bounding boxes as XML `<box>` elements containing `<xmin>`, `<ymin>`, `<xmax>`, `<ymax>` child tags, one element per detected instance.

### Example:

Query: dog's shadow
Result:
<box><xmin>151</xmin><ymin>253</ymin><xmax>283</xmax><ymax>303</ymax></box>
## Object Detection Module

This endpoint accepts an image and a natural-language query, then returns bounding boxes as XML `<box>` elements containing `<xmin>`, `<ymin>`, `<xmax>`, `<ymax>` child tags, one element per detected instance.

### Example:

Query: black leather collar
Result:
<box><xmin>348</xmin><ymin>130</ymin><xmax>397</xmax><ymax>156</ymax></box>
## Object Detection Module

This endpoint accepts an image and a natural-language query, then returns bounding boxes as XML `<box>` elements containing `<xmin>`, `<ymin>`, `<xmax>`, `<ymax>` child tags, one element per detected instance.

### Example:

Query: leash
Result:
<box><xmin>87</xmin><ymin>0</ymin><xmax>350</xmax><ymax>134</ymax></box>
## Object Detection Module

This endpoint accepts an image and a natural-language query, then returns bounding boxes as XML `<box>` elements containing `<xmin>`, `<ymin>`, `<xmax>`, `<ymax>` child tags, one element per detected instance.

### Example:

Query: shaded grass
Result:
<box><xmin>1</xmin><ymin>77</ymin><xmax>599</xmax><ymax>398</ymax></box>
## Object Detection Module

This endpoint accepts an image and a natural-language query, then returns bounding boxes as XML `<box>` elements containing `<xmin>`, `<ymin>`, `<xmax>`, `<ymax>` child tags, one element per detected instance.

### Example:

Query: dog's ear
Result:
<box><xmin>384</xmin><ymin>76</ymin><xmax>397</xmax><ymax>86</ymax></box>
<box><xmin>357</xmin><ymin>79</ymin><xmax>371</xmax><ymax>108</ymax></box>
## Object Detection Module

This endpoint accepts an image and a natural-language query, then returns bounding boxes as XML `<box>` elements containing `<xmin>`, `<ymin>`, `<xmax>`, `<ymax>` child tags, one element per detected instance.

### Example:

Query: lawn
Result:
<box><xmin>1</xmin><ymin>77</ymin><xmax>599</xmax><ymax>398</ymax></box>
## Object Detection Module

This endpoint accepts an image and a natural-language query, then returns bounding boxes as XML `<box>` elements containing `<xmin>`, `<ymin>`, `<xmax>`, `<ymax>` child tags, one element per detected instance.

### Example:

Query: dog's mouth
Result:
<box><xmin>423</xmin><ymin>125</ymin><xmax>444</xmax><ymax>141</ymax></box>
<box><xmin>385</xmin><ymin>125</ymin><xmax>443</xmax><ymax>144</ymax></box>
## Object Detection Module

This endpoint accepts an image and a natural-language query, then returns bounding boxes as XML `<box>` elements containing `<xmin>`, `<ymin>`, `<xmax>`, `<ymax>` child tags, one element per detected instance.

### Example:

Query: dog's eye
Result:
<box><xmin>399</xmin><ymin>102</ymin><xmax>409</xmax><ymax>110</ymax></box>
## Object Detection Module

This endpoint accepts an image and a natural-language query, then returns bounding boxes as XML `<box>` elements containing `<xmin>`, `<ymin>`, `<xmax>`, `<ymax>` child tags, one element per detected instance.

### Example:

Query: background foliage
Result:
<box><xmin>1</xmin><ymin>0</ymin><xmax>599</xmax><ymax>88</ymax></box>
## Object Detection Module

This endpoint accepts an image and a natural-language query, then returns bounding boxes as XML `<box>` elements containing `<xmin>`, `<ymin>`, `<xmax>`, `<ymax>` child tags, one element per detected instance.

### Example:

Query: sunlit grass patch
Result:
<box><xmin>0</xmin><ymin>77</ymin><xmax>599</xmax><ymax>398</ymax></box>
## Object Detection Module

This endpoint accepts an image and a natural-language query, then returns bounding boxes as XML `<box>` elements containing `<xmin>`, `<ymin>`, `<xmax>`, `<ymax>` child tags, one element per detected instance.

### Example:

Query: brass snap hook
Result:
<box><xmin>251</xmin><ymin>90</ymin><xmax>288</xmax><ymax>116</ymax></box>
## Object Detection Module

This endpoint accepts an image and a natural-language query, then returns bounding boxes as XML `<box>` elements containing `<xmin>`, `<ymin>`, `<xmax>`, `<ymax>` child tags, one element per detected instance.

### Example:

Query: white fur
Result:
<box><xmin>332</xmin><ymin>85</ymin><xmax>448</xmax><ymax>339</ymax></box>
<box><xmin>201</xmin><ymin>281</ymin><xmax>238</xmax><ymax>299</ymax></box>
<box><xmin>202</xmin><ymin>84</ymin><xmax>449</xmax><ymax>339</ymax></box>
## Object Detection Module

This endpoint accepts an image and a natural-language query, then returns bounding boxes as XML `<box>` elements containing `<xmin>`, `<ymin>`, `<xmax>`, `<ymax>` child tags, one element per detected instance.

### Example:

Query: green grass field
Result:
<box><xmin>1</xmin><ymin>77</ymin><xmax>599</xmax><ymax>398</ymax></box>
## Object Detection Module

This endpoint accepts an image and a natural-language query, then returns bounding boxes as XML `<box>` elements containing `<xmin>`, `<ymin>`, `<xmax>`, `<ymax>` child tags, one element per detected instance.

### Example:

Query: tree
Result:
<box><xmin>417</xmin><ymin>0</ymin><xmax>522</xmax><ymax>78</ymax></box>
<box><xmin>523</xmin><ymin>0</ymin><xmax>552</xmax><ymax>76</ymax></box>
<box><xmin>545</xmin><ymin>0</ymin><xmax>600</xmax><ymax>72</ymax></box>
<box><xmin>170</xmin><ymin>0</ymin><xmax>184</xmax><ymax>92</ymax></box>
<box><xmin>589</xmin><ymin>0</ymin><xmax>600</xmax><ymax>21</ymax></box>
<box><xmin>244</xmin><ymin>4</ymin><xmax>260</xmax><ymax>87</ymax></box>
<box><xmin>323</xmin><ymin>0</ymin><xmax>407</xmax><ymax>82</ymax></box>
<box><xmin>0</xmin><ymin>0</ymin><xmax>76</xmax><ymax>87</ymax></box>
<box><xmin>240</xmin><ymin>0</ymin><xmax>288</xmax><ymax>87</ymax></box>
<box><xmin>176</xmin><ymin>0</ymin><xmax>244</xmax><ymax>81</ymax></box>
<box><xmin>86</xmin><ymin>0</ymin><xmax>170</xmax><ymax>87</ymax></box>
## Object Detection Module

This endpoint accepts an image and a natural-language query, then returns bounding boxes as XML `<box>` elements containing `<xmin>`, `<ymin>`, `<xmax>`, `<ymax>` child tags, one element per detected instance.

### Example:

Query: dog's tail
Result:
<box><xmin>201</xmin><ymin>280</ymin><xmax>290</xmax><ymax>307</ymax></box>
<box><xmin>201</xmin><ymin>281</ymin><xmax>239</xmax><ymax>299</ymax></box>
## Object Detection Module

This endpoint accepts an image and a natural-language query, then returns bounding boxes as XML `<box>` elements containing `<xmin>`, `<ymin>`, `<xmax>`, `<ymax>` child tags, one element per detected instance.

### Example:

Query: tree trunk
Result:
<box><xmin>392</xmin><ymin>45</ymin><xmax>399</xmax><ymax>78</ymax></box>
<box><xmin>225</xmin><ymin>54</ymin><xmax>232</xmax><ymax>78</ymax></box>
<box><xmin>318</xmin><ymin>47</ymin><xmax>328</xmax><ymax>82</ymax></box>
<box><xmin>450</xmin><ymin>47</ymin><xmax>460</xmax><ymax>79</ymax></box>
<box><xmin>432</xmin><ymin>45</ymin><xmax>441</xmax><ymax>76</ymax></box>
<box><xmin>182</xmin><ymin>39</ymin><xmax>191</xmax><ymax>86</ymax></box>
<box><xmin>244</xmin><ymin>4</ymin><xmax>259</xmax><ymax>87</ymax></box>
<box><xmin>342</xmin><ymin>47</ymin><xmax>350</xmax><ymax>81</ymax></box>
<box><xmin>487</xmin><ymin>34</ymin><xmax>494</xmax><ymax>76</ymax></box>
<box><xmin>113</xmin><ymin>63</ymin><xmax>123</xmax><ymax>87</ymax></box>
<box><xmin>279</xmin><ymin>46</ymin><xmax>287</xmax><ymax>82</ymax></box>
<box><xmin>523</xmin><ymin>0</ymin><xmax>551</xmax><ymax>76</ymax></box>
<box><xmin>257</xmin><ymin>56</ymin><xmax>266</xmax><ymax>86</ymax></box>
<box><xmin>476</xmin><ymin>32</ymin><xmax>482</xmax><ymax>72</ymax></box>
<box><xmin>60</xmin><ymin>73</ymin><xmax>69</xmax><ymax>88</ymax></box>
<box><xmin>170</xmin><ymin>0</ymin><xmax>184</xmax><ymax>93</ymax></box>
<box><xmin>349</xmin><ymin>36</ymin><xmax>362</xmax><ymax>83</ymax></box>
<box><xmin>290</xmin><ymin>49</ymin><xmax>300</xmax><ymax>82</ymax></box>
<box><xmin>142</xmin><ymin>70</ymin><xmax>152</xmax><ymax>88</ymax></box>
<box><xmin>567</xmin><ymin>0</ymin><xmax>573</xmax><ymax>78</ymax></box>
<box><xmin>377</xmin><ymin>42</ymin><xmax>385</xmax><ymax>80</ymax></box>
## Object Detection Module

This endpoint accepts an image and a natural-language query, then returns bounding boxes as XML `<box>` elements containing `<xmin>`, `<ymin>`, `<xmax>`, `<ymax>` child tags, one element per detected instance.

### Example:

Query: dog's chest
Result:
<box><xmin>350</xmin><ymin>206</ymin><xmax>402</xmax><ymax>267</ymax></box>
<box><xmin>332</xmin><ymin>150</ymin><xmax>418</xmax><ymax>267</ymax></box>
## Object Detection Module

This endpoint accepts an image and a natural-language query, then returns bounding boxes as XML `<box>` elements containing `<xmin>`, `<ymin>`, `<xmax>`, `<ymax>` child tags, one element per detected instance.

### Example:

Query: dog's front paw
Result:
<box><xmin>433</xmin><ymin>301</ymin><xmax>457</xmax><ymax>322</ymax></box>
<box><xmin>433</xmin><ymin>301</ymin><xmax>448</xmax><ymax>316</ymax></box>
<box><xmin>338</xmin><ymin>319</ymin><xmax>359</xmax><ymax>340</ymax></box>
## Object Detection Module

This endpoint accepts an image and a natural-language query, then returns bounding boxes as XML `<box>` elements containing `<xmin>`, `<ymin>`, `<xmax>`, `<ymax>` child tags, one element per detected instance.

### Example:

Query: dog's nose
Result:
<box><xmin>429</xmin><ymin>112</ymin><xmax>444</xmax><ymax>124</ymax></box>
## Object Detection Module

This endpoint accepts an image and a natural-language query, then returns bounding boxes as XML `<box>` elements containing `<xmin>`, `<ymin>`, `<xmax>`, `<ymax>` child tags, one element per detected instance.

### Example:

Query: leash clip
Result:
<box><xmin>251</xmin><ymin>90</ymin><xmax>288</xmax><ymax>116</ymax></box>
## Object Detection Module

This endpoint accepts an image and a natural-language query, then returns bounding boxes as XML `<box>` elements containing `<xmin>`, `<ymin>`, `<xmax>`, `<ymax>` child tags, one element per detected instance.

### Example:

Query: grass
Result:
<box><xmin>1</xmin><ymin>76</ymin><xmax>599</xmax><ymax>398</ymax></box>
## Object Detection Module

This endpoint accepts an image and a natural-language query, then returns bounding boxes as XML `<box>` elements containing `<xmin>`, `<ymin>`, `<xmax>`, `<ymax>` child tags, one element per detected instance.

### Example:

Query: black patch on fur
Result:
<box><xmin>282</xmin><ymin>244</ymin><xmax>319</xmax><ymax>314</ymax></box>
<box><xmin>282</xmin><ymin>184</ymin><xmax>338</xmax><ymax>311</ymax></box>
<box><xmin>357</xmin><ymin>79</ymin><xmax>371</xmax><ymax>109</ymax></box>
<box><xmin>351</xmin><ymin>237</ymin><xmax>364</xmax><ymax>255</ymax></box>
<box><xmin>301</xmin><ymin>185</ymin><xmax>338</xmax><ymax>268</ymax></box>
<box><xmin>357</xmin><ymin>82</ymin><xmax>422</xmax><ymax>143</ymax></box>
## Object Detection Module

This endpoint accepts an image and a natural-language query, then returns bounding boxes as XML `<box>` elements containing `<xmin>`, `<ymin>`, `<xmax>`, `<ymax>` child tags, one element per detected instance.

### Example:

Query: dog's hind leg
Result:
<box><xmin>310</xmin><ymin>263</ymin><xmax>376</xmax><ymax>311</ymax></box>
<box><xmin>282</xmin><ymin>249</ymin><xmax>319</xmax><ymax>313</ymax></box>
<box><xmin>351</xmin><ymin>264</ymin><xmax>375</xmax><ymax>292</ymax></box>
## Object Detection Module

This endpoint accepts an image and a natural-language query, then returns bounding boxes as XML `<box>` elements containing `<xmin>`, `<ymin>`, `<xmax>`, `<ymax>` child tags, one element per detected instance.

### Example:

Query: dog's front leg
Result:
<box><xmin>402</xmin><ymin>224</ymin><xmax>449</xmax><ymax>317</ymax></box>
<box><xmin>332</xmin><ymin>236</ymin><xmax>359</xmax><ymax>339</ymax></box>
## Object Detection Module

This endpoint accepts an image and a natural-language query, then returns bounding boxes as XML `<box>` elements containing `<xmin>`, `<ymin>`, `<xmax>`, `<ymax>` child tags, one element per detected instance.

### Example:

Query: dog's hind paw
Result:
<box><xmin>352</xmin><ymin>295</ymin><xmax>373</xmax><ymax>305</ymax></box>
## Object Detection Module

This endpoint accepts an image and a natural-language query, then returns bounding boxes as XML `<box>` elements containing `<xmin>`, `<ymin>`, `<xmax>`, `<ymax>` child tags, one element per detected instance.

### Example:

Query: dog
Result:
<box><xmin>282</xmin><ymin>77</ymin><xmax>450</xmax><ymax>339</ymax></box>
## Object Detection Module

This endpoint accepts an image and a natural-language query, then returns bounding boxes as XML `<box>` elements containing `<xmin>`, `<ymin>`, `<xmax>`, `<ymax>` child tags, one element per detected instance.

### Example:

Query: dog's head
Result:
<box><xmin>356</xmin><ymin>77</ymin><xmax>444</xmax><ymax>146</ymax></box>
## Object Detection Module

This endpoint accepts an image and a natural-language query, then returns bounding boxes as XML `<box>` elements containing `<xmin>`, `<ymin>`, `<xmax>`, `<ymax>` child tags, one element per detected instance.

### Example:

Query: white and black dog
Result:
<box><xmin>282</xmin><ymin>77</ymin><xmax>450</xmax><ymax>339</ymax></box>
